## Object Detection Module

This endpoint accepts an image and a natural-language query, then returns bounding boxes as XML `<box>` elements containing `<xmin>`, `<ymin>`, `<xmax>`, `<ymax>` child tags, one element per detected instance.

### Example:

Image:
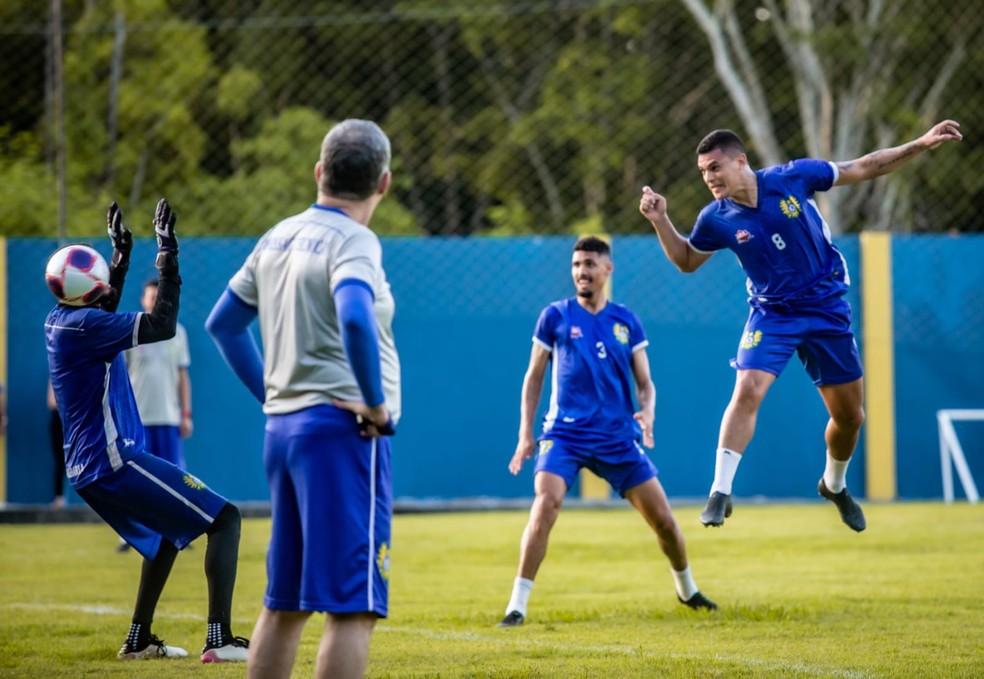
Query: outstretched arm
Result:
<box><xmin>639</xmin><ymin>186</ymin><xmax>713</xmax><ymax>273</ymax></box>
<box><xmin>137</xmin><ymin>199</ymin><xmax>181</xmax><ymax>344</ymax></box>
<box><xmin>100</xmin><ymin>201</ymin><xmax>132</xmax><ymax>313</ymax></box>
<box><xmin>834</xmin><ymin>120</ymin><xmax>962</xmax><ymax>186</ymax></box>
<box><xmin>508</xmin><ymin>343</ymin><xmax>551</xmax><ymax>475</ymax></box>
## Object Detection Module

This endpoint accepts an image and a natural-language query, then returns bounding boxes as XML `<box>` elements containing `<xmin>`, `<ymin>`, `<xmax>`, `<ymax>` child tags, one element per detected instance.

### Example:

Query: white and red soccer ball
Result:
<box><xmin>45</xmin><ymin>244</ymin><xmax>111</xmax><ymax>307</ymax></box>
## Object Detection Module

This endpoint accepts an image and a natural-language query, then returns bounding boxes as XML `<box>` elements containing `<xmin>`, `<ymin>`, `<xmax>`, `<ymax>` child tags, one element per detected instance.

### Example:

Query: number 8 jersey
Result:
<box><xmin>689</xmin><ymin>159</ymin><xmax>849</xmax><ymax>309</ymax></box>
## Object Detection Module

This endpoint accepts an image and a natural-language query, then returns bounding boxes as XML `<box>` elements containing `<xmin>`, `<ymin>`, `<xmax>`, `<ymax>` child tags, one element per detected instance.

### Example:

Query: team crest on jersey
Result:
<box><xmin>538</xmin><ymin>440</ymin><xmax>553</xmax><ymax>457</ymax></box>
<box><xmin>376</xmin><ymin>542</ymin><xmax>391</xmax><ymax>580</ymax></box>
<box><xmin>612</xmin><ymin>323</ymin><xmax>630</xmax><ymax>344</ymax></box>
<box><xmin>780</xmin><ymin>195</ymin><xmax>802</xmax><ymax>218</ymax></box>
<box><xmin>735</xmin><ymin>229</ymin><xmax>752</xmax><ymax>244</ymax></box>
<box><xmin>570</xmin><ymin>325</ymin><xmax>583</xmax><ymax>339</ymax></box>
<box><xmin>182</xmin><ymin>474</ymin><xmax>206</xmax><ymax>490</ymax></box>
<box><xmin>740</xmin><ymin>330</ymin><xmax>763</xmax><ymax>349</ymax></box>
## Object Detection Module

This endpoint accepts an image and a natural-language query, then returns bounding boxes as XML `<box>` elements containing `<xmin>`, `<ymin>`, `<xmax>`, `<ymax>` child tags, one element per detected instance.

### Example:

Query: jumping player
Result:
<box><xmin>639</xmin><ymin>120</ymin><xmax>963</xmax><ymax>531</ymax></box>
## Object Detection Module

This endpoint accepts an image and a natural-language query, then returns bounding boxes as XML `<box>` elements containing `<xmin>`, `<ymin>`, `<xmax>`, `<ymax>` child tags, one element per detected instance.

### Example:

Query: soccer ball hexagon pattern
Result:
<box><xmin>45</xmin><ymin>244</ymin><xmax>111</xmax><ymax>307</ymax></box>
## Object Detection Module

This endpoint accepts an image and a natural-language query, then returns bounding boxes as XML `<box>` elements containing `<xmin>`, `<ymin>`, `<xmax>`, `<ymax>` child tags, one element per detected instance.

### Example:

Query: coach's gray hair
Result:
<box><xmin>319</xmin><ymin>119</ymin><xmax>391</xmax><ymax>201</ymax></box>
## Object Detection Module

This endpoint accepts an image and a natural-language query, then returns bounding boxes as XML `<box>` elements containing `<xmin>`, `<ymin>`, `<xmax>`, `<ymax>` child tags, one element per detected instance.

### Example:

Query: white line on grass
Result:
<box><xmin>377</xmin><ymin>625</ymin><xmax>871</xmax><ymax>679</ymax></box>
<box><xmin>4</xmin><ymin>603</ymin><xmax>870</xmax><ymax>678</ymax></box>
<box><xmin>5</xmin><ymin>602</ymin><xmax>253</xmax><ymax>625</ymax></box>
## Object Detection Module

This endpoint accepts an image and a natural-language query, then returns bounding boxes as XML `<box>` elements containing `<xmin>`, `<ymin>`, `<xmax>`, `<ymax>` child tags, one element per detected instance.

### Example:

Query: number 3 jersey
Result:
<box><xmin>533</xmin><ymin>298</ymin><xmax>648</xmax><ymax>445</ymax></box>
<box><xmin>689</xmin><ymin>159</ymin><xmax>849</xmax><ymax>309</ymax></box>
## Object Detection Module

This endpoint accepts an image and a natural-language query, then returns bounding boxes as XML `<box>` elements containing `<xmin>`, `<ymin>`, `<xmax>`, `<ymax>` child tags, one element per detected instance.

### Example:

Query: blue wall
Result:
<box><xmin>5</xmin><ymin>234</ymin><xmax>982</xmax><ymax>504</ymax></box>
<box><xmin>891</xmin><ymin>236</ymin><xmax>984</xmax><ymax>500</ymax></box>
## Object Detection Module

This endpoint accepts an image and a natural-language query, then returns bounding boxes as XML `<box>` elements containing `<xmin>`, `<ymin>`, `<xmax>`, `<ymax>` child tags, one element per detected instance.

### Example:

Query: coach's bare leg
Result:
<box><xmin>718</xmin><ymin>369</ymin><xmax>777</xmax><ymax>452</ymax></box>
<box><xmin>818</xmin><ymin>378</ymin><xmax>865</xmax><ymax>461</ymax></box>
<box><xmin>315</xmin><ymin>613</ymin><xmax>376</xmax><ymax>679</ymax></box>
<box><xmin>517</xmin><ymin>471</ymin><xmax>567</xmax><ymax>579</ymax></box>
<box><xmin>625</xmin><ymin>478</ymin><xmax>687</xmax><ymax>570</ymax></box>
<box><xmin>247</xmin><ymin>608</ymin><xmax>310</xmax><ymax>679</ymax></box>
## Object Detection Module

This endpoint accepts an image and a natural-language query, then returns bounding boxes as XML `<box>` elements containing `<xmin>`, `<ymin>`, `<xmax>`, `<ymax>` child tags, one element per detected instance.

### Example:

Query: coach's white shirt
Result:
<box><xmin>229</xmin><ymin>205</ymin><xmax>401</xmax><ymax>422</ymax></box>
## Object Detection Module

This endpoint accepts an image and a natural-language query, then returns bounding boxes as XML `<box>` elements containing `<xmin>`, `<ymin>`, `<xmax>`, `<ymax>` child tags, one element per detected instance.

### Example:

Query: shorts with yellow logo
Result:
<box><xmin>77</xmin><ymin>452</ymin><xmax>229</xmax><ymax>559</ymax></box>
<box><xmin>263</xmin><ymin>404</ymin><xmax>392</xmax><ymax>617</ymax></box>
<box><xmin>731</xmin><ymin>298</ymin><xmax>863</xmax><ymax>386</ymax></box>
<box><xmin>534</xmin><ymin>434</ymin><xmax>657</xmax><ymax>497</ymax></box>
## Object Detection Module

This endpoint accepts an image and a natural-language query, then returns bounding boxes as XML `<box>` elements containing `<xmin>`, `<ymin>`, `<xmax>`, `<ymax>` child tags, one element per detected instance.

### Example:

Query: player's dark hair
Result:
<box><xmin>573</xmin><ymin>236</ymin><xmax>610</xmax><ymax>257</ymax></box>
<box><xmin>319</xmin><ymin>119</ymin><xmax>391</xmax><ymax>201</ymax></box>
<box><xmin>696</xmin><ymin>129</ymin><xmax>746</xmax><ymax>158</ymax></box>
<box><xmin>144</xmin><ymin>278</ymin><xmax>159</xmax><ymax>291</ymax></box>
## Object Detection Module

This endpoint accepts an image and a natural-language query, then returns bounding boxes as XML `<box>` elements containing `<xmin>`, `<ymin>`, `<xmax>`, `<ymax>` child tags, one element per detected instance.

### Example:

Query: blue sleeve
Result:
<box><xmin>628</xmin><ymin>310</ymin><xmax>648</xmax><ymax>350</ymax></box>
<box><xmin>334</xmin><ymin>278</ymin><xmax>385</xmax><ymax>408</ymax></box>
<box><xmin>205</xmin><ymin>287</ymin><xmax>265</xmax><ymax>404</ymax></box>
<box><xmin>82</xmin><ymin>309</ymin><xmax>141</xmax><ymax>362</ymax></box>
<box><xmin>688</xmin><ymin>206</ymin><xmax>726</xmax><ymax>253</ymax></box>
<box><xmin>792</xmin><ymin>158</ymin><xmax>836</xmax><ymax>194</ymax></box>
<box><xmin>532</xmin><ymin>304</ymin><xmax>559</xmax><ymax>350</ymax></box>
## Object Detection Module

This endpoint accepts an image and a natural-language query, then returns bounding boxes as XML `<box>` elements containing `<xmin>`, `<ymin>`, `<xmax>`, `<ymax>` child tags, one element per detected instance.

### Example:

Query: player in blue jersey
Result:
<box><xmin>498</xmin><ymin>236</ymin><xmax>716</xmax><ymax>628</ymax></box>
<box><xmin>207</xmin><ymin>119</ymin><xmax>399</xmax><ymax>679</ymax></box>
<box><xmin>45</xmin><ymin>199</ymin><xmax>249</xmax><ymax>663</ymax></box>
<box><xmin>639</xmin><ymin>120</ymin><xmax>963</xmax><ymax>532</ymax></box>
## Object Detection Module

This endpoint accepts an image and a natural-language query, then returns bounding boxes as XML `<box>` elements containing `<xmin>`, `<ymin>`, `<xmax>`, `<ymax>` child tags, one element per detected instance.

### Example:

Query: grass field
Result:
<box><xmin>1</xmin><ymin>501</ymin><xmax>982</xmax><ymax>678</ymax></box>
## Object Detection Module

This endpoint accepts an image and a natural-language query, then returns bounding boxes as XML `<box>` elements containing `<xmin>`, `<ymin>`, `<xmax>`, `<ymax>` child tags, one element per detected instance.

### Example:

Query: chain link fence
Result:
<box><xmin>0</xmin><ymin>0</ymin><xmax>981</xmax><ymax>241</ymax></box>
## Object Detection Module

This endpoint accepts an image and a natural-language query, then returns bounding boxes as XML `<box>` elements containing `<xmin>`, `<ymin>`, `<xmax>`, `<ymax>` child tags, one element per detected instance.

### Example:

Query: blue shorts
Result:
<box><xmin>77</xmin><ymin>452</ymin><xmax>229</xmax><ymax>559</ymax></box>
<box><xmin>533</xmin><ymin>434</ymin><xmax>658</xmax><ymax>497</ymax></box>
<box><xmin>263</xmin><ymin>405</ymin><xmax>392</xmax><ymax>617</ymax></box>
<box><xmin>144</xmin><ymin>425</ymin><xmax>184</xmax><ymax>468</ymax></box>
<box><xmin>732</xmin><ymin>299</ymin><xmax>863</xmax><ymax>386</ymax></box>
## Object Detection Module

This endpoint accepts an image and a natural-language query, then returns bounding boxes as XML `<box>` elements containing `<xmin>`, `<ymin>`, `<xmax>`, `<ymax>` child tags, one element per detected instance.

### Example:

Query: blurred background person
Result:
<box><xmin>125</xmin><ymin>279</ymin><xmax>193</xmax><ymax>468</ymax></box>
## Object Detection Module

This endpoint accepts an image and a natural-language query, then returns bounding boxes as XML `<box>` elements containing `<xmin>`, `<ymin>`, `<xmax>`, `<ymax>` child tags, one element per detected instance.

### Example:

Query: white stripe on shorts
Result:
<box><xmin>126</xmin><ymin>459</ymin><xmax>215</xmax><ymax>523</ymax></box>
<box><xmin>367</xmin><ymin>438</ymin><xmax>378</xmax><ymax>612</ymax></box>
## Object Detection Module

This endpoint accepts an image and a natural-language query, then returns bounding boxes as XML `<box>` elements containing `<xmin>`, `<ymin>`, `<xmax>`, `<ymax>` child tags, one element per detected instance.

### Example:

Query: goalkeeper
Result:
<box><xmin>45</xmin><ymin>200</ymin><xmax>248</xmax><ymax>663</ymax></box>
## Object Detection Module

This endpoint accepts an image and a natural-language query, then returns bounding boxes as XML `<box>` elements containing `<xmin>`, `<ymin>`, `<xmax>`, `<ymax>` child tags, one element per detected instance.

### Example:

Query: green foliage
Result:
<box><xmin>1</xmin><ymin>503</ymin><xmax>982</xmax><ymax>677</ymax></box>
<box><xmin>0</xmin><ymin>1</ymin><xmax>979</xmax><ymax>236</ymax></box>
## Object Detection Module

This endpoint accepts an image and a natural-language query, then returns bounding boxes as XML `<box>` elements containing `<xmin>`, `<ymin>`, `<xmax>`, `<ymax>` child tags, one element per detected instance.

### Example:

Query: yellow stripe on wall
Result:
<box><xmin>0</xmin><ymin>237</ymin><xmax>7</xmax><ymax>503</ymax></box>
<box><xmin>859</xmin><ymin>231</ymin><xmax>896</xmax><ymax>501</ymax></box>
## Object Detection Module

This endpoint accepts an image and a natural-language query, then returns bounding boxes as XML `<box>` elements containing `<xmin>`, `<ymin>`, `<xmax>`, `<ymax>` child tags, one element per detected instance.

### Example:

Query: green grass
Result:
<box><xmin>1</xmin><ymin>502</ymin><xmax>983</xmax><ymax>678</ymax></box>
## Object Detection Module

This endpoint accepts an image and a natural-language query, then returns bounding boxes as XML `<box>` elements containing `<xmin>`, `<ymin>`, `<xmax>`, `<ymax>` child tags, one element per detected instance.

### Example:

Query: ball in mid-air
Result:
<box><xmin>45</xmin><ymin>244</ymin><xmax>111</xmax><ymax>306</ymax></box>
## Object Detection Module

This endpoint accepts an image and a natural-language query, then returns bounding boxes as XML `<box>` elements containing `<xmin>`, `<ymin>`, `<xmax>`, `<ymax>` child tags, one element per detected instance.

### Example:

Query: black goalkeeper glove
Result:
<box><xmin>106</xmin><ymin>201</ymin><xmax>132</xmax><ymax>255</ymax></box>
<box><xmin>154</xmin><ymin>198</ymin><xmax>178</xmax><ymax>253</ymax></box>
<box><xmin>153</xmin><ymin>198</ymin><xmax>180</xmax><ymax>281</ymax></box>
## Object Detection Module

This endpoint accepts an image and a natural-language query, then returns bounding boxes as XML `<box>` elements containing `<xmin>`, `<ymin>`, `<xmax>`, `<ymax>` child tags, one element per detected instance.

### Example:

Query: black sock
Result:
<box><xmin>126</xmin><ymin>621</ymin><xmax>150</xmax><ymax>649</ymax></box>
<box><xmin>206</xmin><ymin>621</ymin><xmax>231</xmax><ymax>648</ymax></box>
<box><xmin>204</xmin><ymin>503</ymin><xmax>242</xmax><ymax>629</ymax></box>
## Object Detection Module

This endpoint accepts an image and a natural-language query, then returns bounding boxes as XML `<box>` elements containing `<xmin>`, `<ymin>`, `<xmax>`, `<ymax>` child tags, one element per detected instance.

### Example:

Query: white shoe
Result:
<box><xmin>200</xmin><ymin>636</ymin><xmax>249</xmax><ymax>663</ymax></box>
<box><xmin>118</xmin><ymin>635</ymin><xmax>188</xmax><ymax>659</ymax></box>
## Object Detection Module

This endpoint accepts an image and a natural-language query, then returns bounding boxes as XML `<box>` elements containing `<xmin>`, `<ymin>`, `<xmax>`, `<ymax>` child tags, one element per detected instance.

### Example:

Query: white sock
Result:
<box><xmin>710</xmin><ymin>448</ymin><xmax>742</xmax><ymax>495</ymax></box>
<box><xmin>505</xmin><ymin>577</ymin><xmax>534</xmax><ymax>616</ymax></box>
<box><xmin>823</xmin><ymin>452</ymin><xmax>850</xmax><ymax>493</ymax></box>
<box><xmin>671</xmin><ymin>565</ymin><xmax>699</xmax><ymax>601</ymax></box>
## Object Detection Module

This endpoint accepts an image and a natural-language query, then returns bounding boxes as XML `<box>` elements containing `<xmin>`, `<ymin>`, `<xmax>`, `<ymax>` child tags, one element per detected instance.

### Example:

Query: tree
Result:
<box><xmin>678</xmin><ymin>0</ymin><xmax>977</xmax><ymax>233</ymax></box>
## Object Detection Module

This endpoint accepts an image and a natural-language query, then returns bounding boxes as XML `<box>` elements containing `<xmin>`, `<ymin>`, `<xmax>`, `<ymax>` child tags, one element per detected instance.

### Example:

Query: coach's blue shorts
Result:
<box><xmin>533</xmin><ymin>434</ymin><xmax>658</xmax><ymax>497</ymax></box>
<box><xmin>77</xmin><ymin>452</ymin><xmax>229</xmax><ymax>560</ymax></box>
<box><xmin>732</xmin><ymin>298</ymin><xmax>863</xmax><ymax>386</ymax></box>
<box><xmin>263</xmin><ymin>404</ymin><xmax>392</xmax><ymax>617</ymax></box>
<box><xmin>143</xmin><ymin>425</ymin><xmax>184</xmax><ymax>468</ymax></box>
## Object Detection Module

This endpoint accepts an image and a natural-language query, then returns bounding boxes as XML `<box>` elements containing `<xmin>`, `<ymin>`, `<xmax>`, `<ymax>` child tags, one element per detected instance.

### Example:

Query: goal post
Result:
<box><xmin>936</xmin><ymin>409</ymin><xmax>982</xmax><ymax>504</ymax></box>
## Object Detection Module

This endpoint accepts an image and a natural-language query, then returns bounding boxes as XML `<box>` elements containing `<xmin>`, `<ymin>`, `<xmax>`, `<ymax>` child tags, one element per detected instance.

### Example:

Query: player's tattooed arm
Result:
<box><xmin>834</xmin><ymin>120</ymin><xmax>962</xmax><ymax>186</ymax></box>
